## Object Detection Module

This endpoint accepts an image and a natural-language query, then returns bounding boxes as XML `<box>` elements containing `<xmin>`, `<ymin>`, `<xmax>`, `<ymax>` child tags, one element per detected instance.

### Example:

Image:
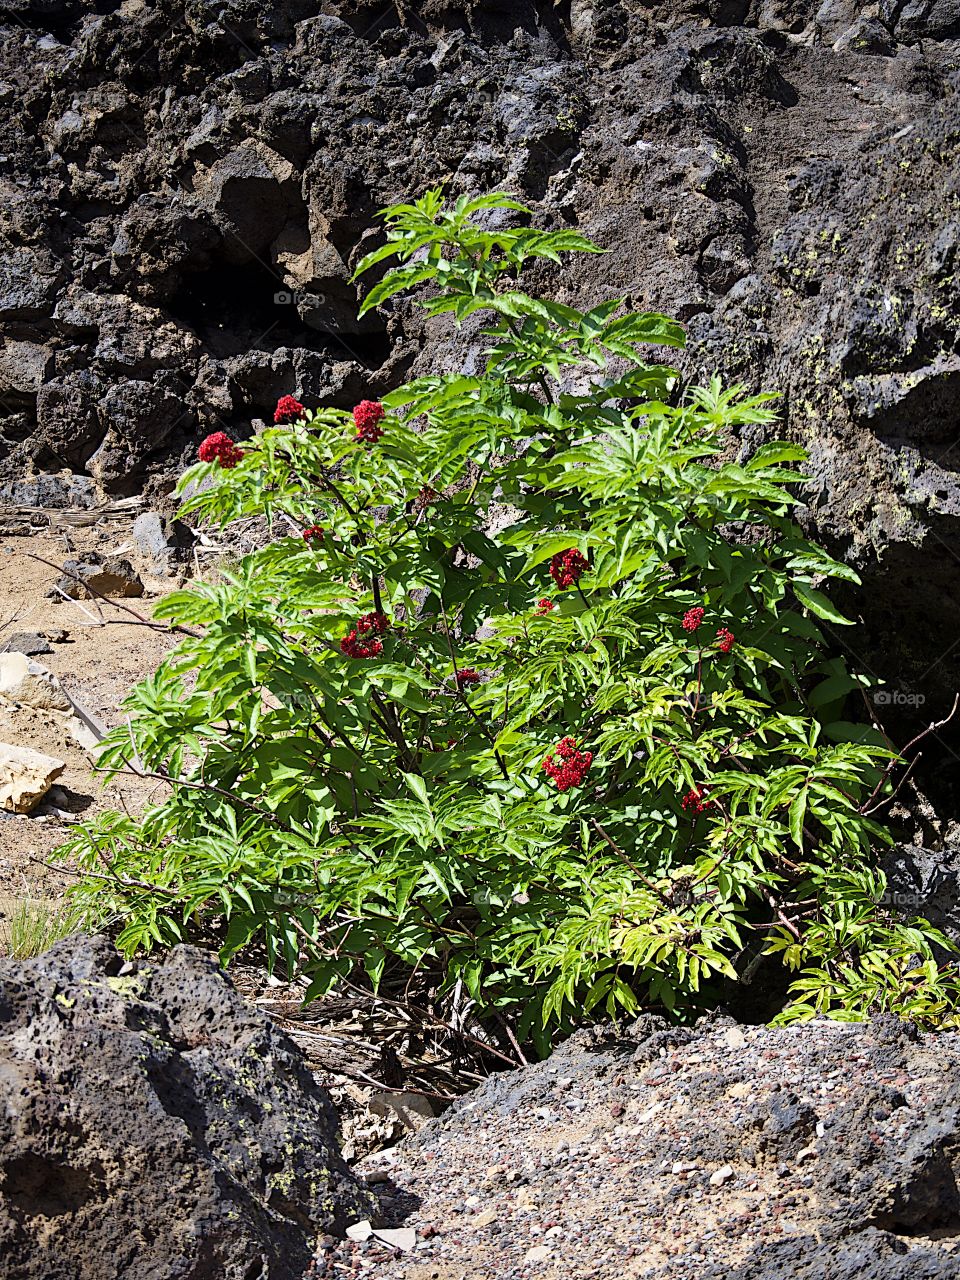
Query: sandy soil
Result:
<box><xmin>0</xmin><ymin>524</ymin><xmax>180</xmax><ymax>902</ymax></box>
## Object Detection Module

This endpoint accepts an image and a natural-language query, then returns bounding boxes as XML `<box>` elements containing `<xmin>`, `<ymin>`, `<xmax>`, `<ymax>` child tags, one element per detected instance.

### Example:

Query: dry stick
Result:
<box><xmin>52</xmin><ymin>584</ymin><xmax>104</xmax><ymax>626</ymax></box>
<box><xmin>765</xmin><ymin>891</ymin><xmax>802</xmax><ymax>940</ymax></box>
<box><xmin>590</xmin><ymin>818</ymin><xmax>674</xmax><ymax>907</ymax></box>
<box><xmin>313</xmin><ymin>1059</ymin><xmax>456</xmax><ymax>1103</ymax></box>
<box><xmin>863</xmin><ymin>750</ymin><xmax>920</xmax><ymax>818</ymax></box>
<box><xmin>0</xmin><ymin>609</ymin><xmax>21</xmax><ymax>639</ymax></box>
<box><xmin>20</xmin><ymin>550</ymin><xmax>202</xmax><ymax>638</ymax></box>
<box><xmin>858</xmin><ymin>693</ymin><xmax>960</xmax><ymax>815</ymax></box>
<box><xmin>36</xmin><ymin>856</ymin><xmax>181</xmax><ymax>899</ymax></box>
<box><xmin>113</xmin><ymin>756</ymin><xmax>284</xmax><ymax>824</ymax></box>
<box><xmin>279</xmin><ymin>912</ymin><xmax>522</xmax><ymax>1068</ymax></box>
<box><xmin>496</xmin><ymin>1014</ymin><xmax>530</xmax><ymax>1067</ymax></box>
<box><xmin>341</xmin><ymin>976</ymin><xmax>523</xmax><ymax>1070</ymax></box>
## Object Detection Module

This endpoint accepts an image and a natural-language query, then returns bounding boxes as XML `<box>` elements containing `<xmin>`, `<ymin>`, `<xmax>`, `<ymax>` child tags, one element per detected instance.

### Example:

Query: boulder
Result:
<box><xmin>194</xmin><ymin>141</ymin><xmax>297</xmax><ymax>263</ymax></box>
<box><xmin>0</xmin><ymin>742</ymin><xmax>65</xmax><ymax>814</ymax></box>
<box><xmin>130</xmin><ymin>510</ymin><xmax>195</xmax><ymax>578</ymax></box>
<box><xmin>52</xmin><ymin>554</ymin><xmax>144</xmax><ymax>601</ymax></box>
<box><xmin>357</xmin><ymin>1015</ymin><xmax>960</xmax><ymax>1279</ymax></box>
<box><xmin>0</xmin><ymin>936</ymin><xmax>376</xmax><ymax>1279</ymax></box>
<box><xmin>34</xmin><ymin>372</ymin><xmax>107</xmax><ymax>469</ymax></box>
<box><xmin>0</xmin><ymin>654</ymin><xmax>71</xmax><ymax>712</ymax></box>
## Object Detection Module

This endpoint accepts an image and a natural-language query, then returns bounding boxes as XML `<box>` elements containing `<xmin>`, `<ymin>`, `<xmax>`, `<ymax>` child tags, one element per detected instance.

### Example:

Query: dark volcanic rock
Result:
<box><xmin>0</xmin><ymin>935</ymin><xmax>375</xmax><ymax>1280</ymax></box>
<box><xmin>1</xmin><ymin>1</ymin><xmax>960</xmax><ymax>770</ymax></box>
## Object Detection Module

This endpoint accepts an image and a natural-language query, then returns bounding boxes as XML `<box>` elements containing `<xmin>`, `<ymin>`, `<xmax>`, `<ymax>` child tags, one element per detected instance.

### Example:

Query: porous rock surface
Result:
<box><xmin>0</xmin><ymin>934</ymin><xmax>375</xmax><ymax>1280</ymax></box>
<box><xmin>1</xmin><ymin>2</ymin><xmax>959</xmax><ymax>730</ymax></box>
<box><xmin>347</xmin><ymin>1015</ymin><xmax>960</xmax><ymax>1279</ymax></box>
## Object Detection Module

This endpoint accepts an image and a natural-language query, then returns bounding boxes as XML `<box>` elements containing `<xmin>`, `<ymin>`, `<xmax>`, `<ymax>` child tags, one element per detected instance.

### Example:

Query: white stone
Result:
<box><xmin>0</xmin><ymin>653</ymin><xmax>71</xmax><ymax>711</ymax></box>
<box><xmin>0</xmin><ymin>742</ymin><xmax>66</xmax><ymax>813</ymax></box>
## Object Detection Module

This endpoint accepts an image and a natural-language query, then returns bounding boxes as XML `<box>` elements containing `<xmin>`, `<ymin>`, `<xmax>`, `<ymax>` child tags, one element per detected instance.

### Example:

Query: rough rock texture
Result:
<box><xmin>51</xmin><ymin>551</ymin><xmax>144</xmax><ymax>599</ymax></box>
<box><xmin>343</xmin><ymin>1015</ymin><xmax>960</xmax><ymax>1279</ymax></box>
<box><xmin>0</xmin><ymin>935</ymin><xmax>375</xmax><ymax>1280</ymax></box>
<box><xmin>0</xmin><ymin>652</ymin><xmax>71</xmax><ymax>711</ymax></box>
<box><xmin>0</xmin><ymin>740</ymin><xmax>64</xmax><ymax>812</ymax></box>
<box><xmin>1</xmin><ymin>1</ymin><xmax>960</xmax><ymax>756</ymax></box>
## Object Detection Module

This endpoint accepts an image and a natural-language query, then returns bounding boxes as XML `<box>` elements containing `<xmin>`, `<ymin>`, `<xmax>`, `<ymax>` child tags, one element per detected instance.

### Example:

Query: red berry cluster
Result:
<box><xmin>302</xmin><ymin>525</ymin><xmax>324</xmax><ymax>544</ymax></box>
<box><xmin>682</xmin><ymin>606</ymin><xmax>706</xmax><ymax>633</ymax></box>
<box><xmin>341</xmin><ymin>612</ymin><xmax>389</xmax><ymax>659</ymax></box>
<box><xmin>274</xmin><ymin>395</ymin><xmax>306</xmax><ymax>424</ymax></box>
<box><xmin>198</xmin><ymin>432</ymin><xmax>244</xmax><ymax>469</ymax></box>
<box><xmin>416</xmin><ymin>485</ymin><xmax>438</xmax><ymax>509</ymax></box>
<box><xmin>543</xmin><ymin>736</ymin><xmax>593</xmax><ymax>792</ymax></box>
<box><xmin>681</xmin><ymin>786</ymin><xmax>714</xmax><ymax>814</ymax></box>
<box><xmin>716</xmin><ymin>626</ymin><xmax>735</xmax><ymax>653</ymax></box>
<box><xmin>354</xmin><ymin>400</ymin><xmax>385</xmax><ymax>443</ymax></box>
<box><xmin>358</xmin><ymin>612</ymin><xmax>389</xmax><ymax>636</ymax></box>
<box><xmin>550</xmin><ymin>549</ymin><xmax>588</xmax><ymax>590</ymax></box>
<box><xmin>536</xmin><ymin>598</ymin><xmax>554</xmax><ymax>614</ymax></box>
<box><xmin>454</xmin><ymin>668</ymin><xmax>481</xmax><ymax>690</ymax></box>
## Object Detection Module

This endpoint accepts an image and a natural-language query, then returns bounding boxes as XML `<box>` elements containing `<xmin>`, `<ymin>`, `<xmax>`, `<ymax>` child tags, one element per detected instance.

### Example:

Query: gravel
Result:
<box><xmin>310</xmin><ymin>1015</ymin><xmax>960</xmax><ymax>1279</ymax></box>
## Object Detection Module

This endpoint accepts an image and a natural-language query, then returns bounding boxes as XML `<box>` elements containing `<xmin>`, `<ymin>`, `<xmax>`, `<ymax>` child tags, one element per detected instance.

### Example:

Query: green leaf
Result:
<box><xmin>794</xmin><ymin>583</ymin><xmax>855</xmax><ymax>626</ymax></box>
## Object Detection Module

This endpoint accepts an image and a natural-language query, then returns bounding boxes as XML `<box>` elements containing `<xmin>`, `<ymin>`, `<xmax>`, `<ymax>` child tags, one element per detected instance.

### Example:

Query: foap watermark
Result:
<box><xmin>873</xmin><ymin>689</ymin><xmax>925</xmax><ymax>708</ymax></box>
<box><xmin>878</xmin><ymin>890</ymin><xmax>925</xmax><ymax>908</ymax></box>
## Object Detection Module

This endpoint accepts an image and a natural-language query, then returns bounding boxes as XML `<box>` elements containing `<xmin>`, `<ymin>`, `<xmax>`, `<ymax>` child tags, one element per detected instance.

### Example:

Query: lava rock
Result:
<box><xmin>0</xmin><ymin>935</ymin><xmax>376</xmax><ymax>1280</ymax></box>
<box><xmin>358</xmin><ymin>1017</ymin><xmax>960</xmax><ymax>1279</ymax></box>
<box><xmin>0</xmin><ymin>474</ymin><xmax>97</xmax><ymax>509</ymax></box>
<box><xmin>0</xmin><ymin>0</ymin><xmax>959</xmax><ymax>751</ymax></box>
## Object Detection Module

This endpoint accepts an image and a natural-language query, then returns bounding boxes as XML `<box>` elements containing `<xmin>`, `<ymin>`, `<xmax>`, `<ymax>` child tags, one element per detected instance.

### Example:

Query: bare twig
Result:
<box><xmin>859</xmin><ymin>693</ymin><xmax>960</xmax><ymax>815</ymax></box>
<box><xmin>19</xmin><ymin>550</ymin><xmax>202</xmax><ymax>638</ymax></box>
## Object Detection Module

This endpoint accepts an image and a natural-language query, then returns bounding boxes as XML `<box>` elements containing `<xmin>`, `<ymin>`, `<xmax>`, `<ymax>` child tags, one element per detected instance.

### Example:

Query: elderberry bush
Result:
<box><xmin>58</xmin><ymin>190</ymin><xmax>960</xmax><ymax>1048</ymax></box>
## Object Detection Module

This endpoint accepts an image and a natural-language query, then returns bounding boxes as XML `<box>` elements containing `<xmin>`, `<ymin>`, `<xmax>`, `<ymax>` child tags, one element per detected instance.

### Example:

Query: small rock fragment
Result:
<box><xmin>709</xmin><ymin>1165</ymin><xmax>735</xmax><ymax>1187</ymax></box>
<box><xmin>1</xmin><ymin>632</ymin><xmax>53</xmax><ymax>656</ymax></box>
<box><xmin>374</xmin><ymin>1227</ymin><xmax>416</xmax><ymax>1251</ymax></box>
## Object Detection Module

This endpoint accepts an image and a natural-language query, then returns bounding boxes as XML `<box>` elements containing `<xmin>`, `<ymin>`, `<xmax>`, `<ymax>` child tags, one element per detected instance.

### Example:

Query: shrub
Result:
<box><xmin>59</xmin><ymin>190</ymin><xmax>960</xmax><ymax>1048</ymax></box>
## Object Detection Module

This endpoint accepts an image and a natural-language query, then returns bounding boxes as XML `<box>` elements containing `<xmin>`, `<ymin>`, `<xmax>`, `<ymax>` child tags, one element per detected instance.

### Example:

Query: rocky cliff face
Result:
<box><xmin>1</xmin><ymin>0</ymin><xmax>959</xmax><ymax>772</ymax></box>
